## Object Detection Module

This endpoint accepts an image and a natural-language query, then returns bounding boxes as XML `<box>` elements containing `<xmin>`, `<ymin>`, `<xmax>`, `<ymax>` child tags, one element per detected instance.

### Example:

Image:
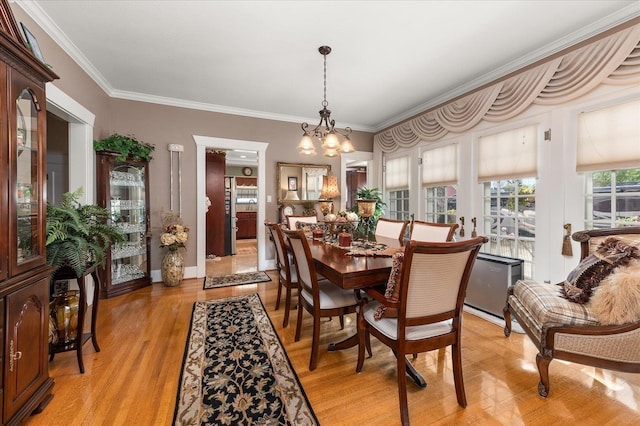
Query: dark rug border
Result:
<box><xmin>172</xmin><ymin>293</ymin><xmax>319</xmax><ymax>425</ymax></box>
<box><xmin>202</xmin><ymin>271</ymin><xmax>272</xmax><ymax>290</ymax></box>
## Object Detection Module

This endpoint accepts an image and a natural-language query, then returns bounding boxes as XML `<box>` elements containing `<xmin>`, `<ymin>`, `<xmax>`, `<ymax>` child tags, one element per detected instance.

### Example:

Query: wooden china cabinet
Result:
<box><xmin>0</xmin><ymin>0</ymin><xmax>59</xmax><ymax>423</ymax></box>
<box><xmin>96</xmin><ymin>151</ymin><xmax>151</xmax><ymax>298</ymax></box>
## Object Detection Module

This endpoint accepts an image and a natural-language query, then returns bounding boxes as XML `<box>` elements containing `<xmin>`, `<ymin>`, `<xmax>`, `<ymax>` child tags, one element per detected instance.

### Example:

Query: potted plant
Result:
<box><xmin>159</xmin><ymin>212</ymin><xmax>190</xmax><ymax>287</ymax></box>
<box><xmin>302</xmin><ymin>201</ymin><xmax>317</xmax><ymax>216</ymax></box>
<box><xmin>352</xmin><ymin>187</ymin><xmax>386</xmax><ymax>221</ymax></box>
<box><xmin>93</xmin><ymin>133</ymin><xmax>155</xmax><ymax>162</ymax></box>
<box><xmin>46</xmin><ymin>188</ymin><xmax>125</xmax><ymax>278</ymax></box>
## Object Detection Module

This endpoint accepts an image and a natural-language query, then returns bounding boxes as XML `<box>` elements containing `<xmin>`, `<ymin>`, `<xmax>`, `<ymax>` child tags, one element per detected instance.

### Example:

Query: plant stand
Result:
<box><xmin>49</xmin><ymin>263</ymin><xmax>101</xmax><ymax>374</ymax></box>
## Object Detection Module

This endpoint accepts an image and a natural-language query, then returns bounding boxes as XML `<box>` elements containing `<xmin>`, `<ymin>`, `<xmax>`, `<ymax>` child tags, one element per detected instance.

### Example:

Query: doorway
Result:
<box><xmin>194</xmin><ymin>136</ymin><xmax>269</xmax><ymax>278</ymax></box>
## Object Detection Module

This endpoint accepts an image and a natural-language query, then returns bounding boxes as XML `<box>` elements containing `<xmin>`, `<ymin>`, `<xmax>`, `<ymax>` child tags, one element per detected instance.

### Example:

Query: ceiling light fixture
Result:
<box><xmin>298</xmin><ymin>46</ymin><xmax>354</xmax><ymax>158</ymax></box>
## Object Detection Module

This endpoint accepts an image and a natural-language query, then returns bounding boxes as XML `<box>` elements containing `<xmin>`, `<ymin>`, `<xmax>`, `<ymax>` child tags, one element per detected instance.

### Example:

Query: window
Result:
<box><xmin>422</xmin><ymin>144</ymin><xmax>458</xmax><ymax>224</ymax></box>
<box><xmin>385</xmin><ymin>156</ymin><xmax>410</xmax><ymax>220</ymax></box>
<box><xmin>478</xmin><ymin>125</ymin><xmax>538</xmax><ymax>279</ymax></box>
<box><xmin>585</xmin><ymin>169</ymin><xmax>640</xmax><ymax>229</ymax></box>
<box><xmin>482</xmin><ymin>179</ymin><xmax>536</xmax><ymax>279</ymax></box>
<box><xmin>388</xmin><ymin>189</ymin><xmax>410</xmax><ymax>220</ymax></box>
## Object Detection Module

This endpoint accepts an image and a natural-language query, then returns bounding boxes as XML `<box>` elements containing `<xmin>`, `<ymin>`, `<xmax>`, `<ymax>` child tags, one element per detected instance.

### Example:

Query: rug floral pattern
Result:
<box><xmin>174</xmin><ymin>294</ymin><xmax>318</xmax><ymax>425</ymax></box>
<box><xmin>203</xmin><ymin>271</ymin><xmax>272</xmax><ymax>289</ymax></box>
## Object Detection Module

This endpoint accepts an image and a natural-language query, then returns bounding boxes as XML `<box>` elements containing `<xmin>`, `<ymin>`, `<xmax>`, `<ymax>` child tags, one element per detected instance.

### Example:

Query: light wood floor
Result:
<box><xmin>26</xmin><ymin>255</ymin><xmax>640</xmax><ymax>425</ymax></box>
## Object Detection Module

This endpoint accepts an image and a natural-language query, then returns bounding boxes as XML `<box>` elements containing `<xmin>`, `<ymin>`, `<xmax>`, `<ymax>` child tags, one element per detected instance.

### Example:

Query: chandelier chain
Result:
<box><xmin>323</xmin><ymin>52</ymin><xmax>328</xmax><ymax>108</ymax></box>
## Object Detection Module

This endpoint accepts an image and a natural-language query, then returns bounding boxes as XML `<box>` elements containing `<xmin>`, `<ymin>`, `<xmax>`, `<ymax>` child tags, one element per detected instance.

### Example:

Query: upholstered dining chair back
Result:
<box><xmin>287</xmin><ymin>215</ymin><xmax>317</xmax><ymax>230</ymax></box>
<box><xmin>283</xmin><ymin>229</ymin><xmax>316</xmax><ymax>296</ymax></box>
<box><xmin>374</xmin><ymin>218</ymin><xmax>409</xmax><ymax>243</ymax></box>
<box><xmin>266</xmin><ymin>222</ymin><xmax>299</xmax><ymax>327</ymax></box>
<box><xmin>410</xmin><ymin>220</ymin><xmax>458</xmax><ymax>243</ymax></box>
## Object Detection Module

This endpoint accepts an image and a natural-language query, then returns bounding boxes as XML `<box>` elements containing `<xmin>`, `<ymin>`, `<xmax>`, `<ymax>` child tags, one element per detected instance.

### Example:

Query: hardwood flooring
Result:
<box><xmin>26</xmin><ymin>255</ymin><xmax>639</xmax><ymax>425</ymax></box>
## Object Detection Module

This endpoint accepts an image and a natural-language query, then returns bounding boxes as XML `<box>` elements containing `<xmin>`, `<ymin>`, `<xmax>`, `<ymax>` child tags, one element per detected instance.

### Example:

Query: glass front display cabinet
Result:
<box><xmin>96</xmin><ymin>151</ymin><xmax>151</xmax><ymax>298</ymax></box>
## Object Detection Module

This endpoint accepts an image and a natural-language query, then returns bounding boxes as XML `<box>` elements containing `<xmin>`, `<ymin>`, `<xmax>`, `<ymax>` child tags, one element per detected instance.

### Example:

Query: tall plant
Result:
<box><xmin>46</xmin><ymin>188</ymin><xmax>125</xmax><ymax>276</ymax></box>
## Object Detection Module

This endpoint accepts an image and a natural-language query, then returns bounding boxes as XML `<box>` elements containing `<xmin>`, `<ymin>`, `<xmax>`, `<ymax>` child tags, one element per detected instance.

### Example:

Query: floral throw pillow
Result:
<box><xmin>374</xmin><ymin>251</ymin><xmax>404</xmax><ymax>319</ymax></box>
<box><xmin>559</xmin><ymin>237</ymin><xmax>639</xmax><ymax>304</ymax></box>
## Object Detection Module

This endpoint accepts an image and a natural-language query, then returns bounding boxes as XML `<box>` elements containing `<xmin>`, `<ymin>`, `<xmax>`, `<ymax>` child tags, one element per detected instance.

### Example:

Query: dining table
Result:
<box><xmin>307</xmin><ymin>235</ymin><xmax>428</xmax><ymax>388</ymax></box>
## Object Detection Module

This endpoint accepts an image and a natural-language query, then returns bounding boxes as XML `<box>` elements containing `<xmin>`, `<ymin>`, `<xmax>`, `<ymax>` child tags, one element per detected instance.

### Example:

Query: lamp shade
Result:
<box><xmin>284</xmin><ymin>190</ymin><xmax>300</xmax><ymax>201</ymax></box>
<box><xmin>320</xmin><ymin>174</ymin><xmax>340</xmax><ymax>199</ymax></box>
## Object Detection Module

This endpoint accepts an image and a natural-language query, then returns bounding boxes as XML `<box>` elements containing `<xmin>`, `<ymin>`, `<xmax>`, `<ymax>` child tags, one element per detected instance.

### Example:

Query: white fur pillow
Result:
<box><xmin>590</xmin><ymin>259</ymin><xmax>640</xmax><ymax>325</ymax></box>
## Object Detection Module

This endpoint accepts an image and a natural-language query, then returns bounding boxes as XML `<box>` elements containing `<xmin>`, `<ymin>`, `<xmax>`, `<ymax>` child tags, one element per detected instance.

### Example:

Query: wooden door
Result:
<box><xmin>206</xmin><ymin>151</ymin><xmax>226</xmax><ymax>256</ymax></box>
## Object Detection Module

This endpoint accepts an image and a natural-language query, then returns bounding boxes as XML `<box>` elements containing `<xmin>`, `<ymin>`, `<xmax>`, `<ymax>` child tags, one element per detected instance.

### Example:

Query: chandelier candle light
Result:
<box><xmin>298</xmin><ymin>46</ymin><xmax>355</xmax><ymax>158</ymax></box>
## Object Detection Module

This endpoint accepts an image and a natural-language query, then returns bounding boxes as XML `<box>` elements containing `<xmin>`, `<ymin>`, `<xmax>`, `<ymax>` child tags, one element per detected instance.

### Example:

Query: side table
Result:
<box><xmin>49</xmin><ymin>263</ymin><xmax>101</xmax><ymax>373</ymax></box>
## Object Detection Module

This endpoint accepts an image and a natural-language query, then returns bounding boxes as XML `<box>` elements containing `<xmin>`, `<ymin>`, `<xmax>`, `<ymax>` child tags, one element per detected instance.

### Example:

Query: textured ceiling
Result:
<box><xmin>19</xmin><ymin>0</ymin><xmax>640</xmax><ymax>133</ymax></box>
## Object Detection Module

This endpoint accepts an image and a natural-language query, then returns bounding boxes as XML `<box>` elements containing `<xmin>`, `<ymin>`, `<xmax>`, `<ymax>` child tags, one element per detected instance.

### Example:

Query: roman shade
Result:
<box><xmin>385</xmin><ymin>156</ymin><xmax>409</xmax><ymax>190</ymax></box>
<box><xmin>477</xmin><ymin>125</ymin><xmax>537</xmax><ymax>182</ymax></box>
<box><xmin>576</xmin><ymin>98</ymin><xmax>640</xmax><ymax>172</ymax></box>
<box><xmin>422</xmin><ymin>144</ymin><xmax>458</xmax><ymax>186</ymax></box>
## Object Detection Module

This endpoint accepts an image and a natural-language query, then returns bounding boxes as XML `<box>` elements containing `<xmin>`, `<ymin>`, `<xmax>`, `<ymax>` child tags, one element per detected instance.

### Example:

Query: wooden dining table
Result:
<box><xmin>307</xmin><ymin>236</ymin><xmax>427</xmax><ymax>388</ymax></box>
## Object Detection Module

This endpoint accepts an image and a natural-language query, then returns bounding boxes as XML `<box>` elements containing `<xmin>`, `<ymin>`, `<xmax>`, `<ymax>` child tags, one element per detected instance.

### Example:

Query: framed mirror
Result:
<box><xmin>277</xmin><ymin>162</ymin><xmax>331</xmax><ymax>203</ymax></box>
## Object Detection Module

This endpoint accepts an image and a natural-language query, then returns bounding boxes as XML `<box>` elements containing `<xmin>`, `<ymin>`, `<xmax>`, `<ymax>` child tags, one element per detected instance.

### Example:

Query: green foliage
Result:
<box><xmin>93</xmin><ymin>133</ymin><xmax>155</xmax><ymax>161</ymax></box>
<box><xmin>593</xmin><ymin>169</ymin><xmax>640</xmax><ymax>187</ymax></box>
<box><xmin>46</xmin><ymin>188</ymin><xmax>126</xmax><ymax>277</ymax></box>
<box><xmin>351</xmin><ymin>187</ymin><xmax>387</xmax><ymax>221</ymax></box>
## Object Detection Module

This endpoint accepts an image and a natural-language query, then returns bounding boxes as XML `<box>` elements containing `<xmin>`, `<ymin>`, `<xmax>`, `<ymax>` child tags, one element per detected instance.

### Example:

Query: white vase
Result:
<box><xmin>161</xmin><ymin>249</ymin><xmax>184</xmax><ymax>286</ymax></box>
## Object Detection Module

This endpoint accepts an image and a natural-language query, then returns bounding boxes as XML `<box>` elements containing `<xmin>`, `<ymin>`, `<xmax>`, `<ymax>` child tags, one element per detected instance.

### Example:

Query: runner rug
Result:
<box><xmin>203</xmin><ymin>271</ymin><xmax>272</xmax><ymax>290</ymax></box>
<box><xmin>173</xmin><ymin>294</ymin><xmax>318</xmax><ymax>425</ymax></box>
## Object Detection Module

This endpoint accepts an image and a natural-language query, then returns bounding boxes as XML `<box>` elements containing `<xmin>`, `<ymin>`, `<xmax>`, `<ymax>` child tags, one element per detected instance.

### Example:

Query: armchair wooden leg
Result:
<box><xmin>397</xmin><ymin>352</ymin><xmax>410</xmax><ymax>426</ymax></box>
<box><xmin>451</xmin><ymin>344</ymin><xmax>467</xmax><ymax>407</ymax></box>
<box><xmin>536</xmin><ymin>352</ymin><xmax>552</xmax><ymax>397</ymax></box>
<box><xmin>365</xmin><ymin>331</ymin><xmax>372</xmax><ymax>358</ymax></box>
<box><xmin>503</xmin><ymin>305</ymin><xmax>512</xmax><ymax>337</ymax></box>
<box><xmin>339</xmin><ymin>314</ymin><xmax>345</xmax><ymax>330</ymax></box>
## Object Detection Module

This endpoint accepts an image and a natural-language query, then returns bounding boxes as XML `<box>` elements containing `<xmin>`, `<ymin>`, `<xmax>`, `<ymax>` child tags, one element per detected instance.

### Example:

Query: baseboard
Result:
<box><xmin>463</xmin><ymin>305</ymin><xmax>524</xmax><ymax>334</ymax></box>
<box><xmin>151</xmin><ymin>266</ymin><xmax>198</xmax><ymax>283</ymax></box>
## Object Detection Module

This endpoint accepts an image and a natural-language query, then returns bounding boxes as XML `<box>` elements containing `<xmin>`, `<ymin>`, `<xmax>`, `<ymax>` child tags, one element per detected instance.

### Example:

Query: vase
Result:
<box><xmin>50</xmin><ymin>290</ymin><xmax>80</xmax><ymax>344</ymax></box>
<box><xmin>162</xmin><ymin>249</ymin><xmax>184</xmax><ymax>286</ymax></box>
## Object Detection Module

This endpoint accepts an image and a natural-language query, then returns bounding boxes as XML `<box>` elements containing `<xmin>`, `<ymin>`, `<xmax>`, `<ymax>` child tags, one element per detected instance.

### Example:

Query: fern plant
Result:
<box><xmin>46</xmin><ymin>188</ymin><xmax>125</xmax><ymax>277</ymax></box>
<box><xmin>93</xmin><ymin>133</ymin><xmax>154</xmax><ymax>161</ymax></box>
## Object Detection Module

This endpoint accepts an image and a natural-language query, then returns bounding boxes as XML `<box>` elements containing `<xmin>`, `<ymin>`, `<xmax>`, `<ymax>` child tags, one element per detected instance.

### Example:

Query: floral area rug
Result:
<box><xmin>173</xmin><ymin>294</ymin><xmax>318</xmax><ymax>425</ymax></box>
<box><xmin>203</xmin><ymin>271</ymin><xmax>272</xmax><ymax>290</ymax></box>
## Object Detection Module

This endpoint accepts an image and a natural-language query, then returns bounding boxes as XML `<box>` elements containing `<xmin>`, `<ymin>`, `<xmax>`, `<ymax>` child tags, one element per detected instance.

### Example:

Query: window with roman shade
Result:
<box><xmin>477</xmin><ymin>125</ymin><xmax>538</xmax><ymax>182</ymax></box>
<box><xmin>577</xmin><ymin>98</ymin><xmax>640</xmax><ymax>172</ymax></box>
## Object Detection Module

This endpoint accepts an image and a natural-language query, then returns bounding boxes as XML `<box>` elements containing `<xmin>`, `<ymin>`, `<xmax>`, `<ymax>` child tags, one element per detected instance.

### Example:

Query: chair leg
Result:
<box><xmin>339</xmin><ymin>314</ymin><xmax>345</xmax><ymax>329</ymax></box>
<box><xmin>356</xmin><ymin>323</ymin><xmax>366</xmax><ymax>372</ymax></box>
<box><xmin>294</xmin><ymin>298</ymin><xmax>304</xmax><ymax>342</ymax></box>
<box><xmin>275</xmin><ymin>278</ymin><xmax>282</xmax><ymax>311</ymax></box>
<box><xmin>536</xmin><ymin>352</ymin><xmax>552</xmax><ymax>397</ymax></box>
<box><xmin>309</xmin><ymin>314</ymin><xmax>321</xmax><ymax>371</ymax></box>
<box><xmin>283</xmin><ymin>286</ymin><xmax>292</xmax><ymax>328</ymax></box>
<box><xmin>503</xmin><ymin>305</ymin><xmax>512</xmax><ymax>337</ymax></box>
<box><xmin>451</xmin><ymin>344</ymin><xmax>467</xmax><ymax>407</ymax></box>
<box><xmin>397</xmin><ymin>351</ymin><xmax>410</xmax><ymax>426</ymax></box>
<box><xmin>365</xmin><ymin>331</ymin><xmax>372</xmax><ymax>358</ymax></box>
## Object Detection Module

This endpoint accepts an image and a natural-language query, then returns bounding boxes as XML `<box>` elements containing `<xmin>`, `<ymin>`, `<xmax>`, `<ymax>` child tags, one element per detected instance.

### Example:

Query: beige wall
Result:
<box><xmin>11</xmin><ymin>4</ymin><xmax>373</xmax><ymax>271</ymax></box>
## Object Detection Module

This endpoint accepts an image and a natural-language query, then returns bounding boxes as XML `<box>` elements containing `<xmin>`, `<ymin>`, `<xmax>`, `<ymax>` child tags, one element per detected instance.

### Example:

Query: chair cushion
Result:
<box><xmin>560</xmin><ymin>237</ymin><xmax>639</xmax><ymax>303</ymax></box>
<box><xmin>364</xmin><ymin>301</ymin><xmax>452</xmax><ymax>341</ymax></box>
<box><xmin>591</xmin><ymin>259</ymin><xmax>640</xmax><ymax>325</ymax></box>
<box><xmin>300</xmin><ymin>280</ymin><xmax>358</xmax><ymax>310</ymax></box>
<box><xmin>374</xmin><ymin>251</ymin><xmax>404</xmax><ymax>319</ymax></box>
<box><xmin>510</xmin><ymin>280</ymin><xmax>599</xmax><ymax>338</ymax></box>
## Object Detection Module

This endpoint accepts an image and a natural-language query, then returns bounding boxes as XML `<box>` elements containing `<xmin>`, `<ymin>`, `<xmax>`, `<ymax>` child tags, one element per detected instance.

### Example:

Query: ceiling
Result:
<box><xmin>20</xmin><ymin>1</ymin><xmax>640</xmax><ymax>136</ymax></box>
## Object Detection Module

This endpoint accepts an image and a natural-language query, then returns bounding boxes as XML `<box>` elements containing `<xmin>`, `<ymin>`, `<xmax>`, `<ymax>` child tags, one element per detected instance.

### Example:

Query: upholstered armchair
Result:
<box><xmin>504</xmin><ymin>227</ymin><xmax>640</xmax><ymax>397</ymax></box>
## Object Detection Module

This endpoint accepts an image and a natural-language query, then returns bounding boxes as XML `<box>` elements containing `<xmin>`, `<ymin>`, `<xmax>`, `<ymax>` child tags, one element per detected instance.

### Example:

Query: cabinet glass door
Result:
<box><xmin>16</xmin><ymin>89</ymin><xmax>40</xmax><ymax>265</ymax></box>
<box><xmin>110</xmin><ymin>163</ymin><xmax>148</xmax><ymax>284</ymax></box>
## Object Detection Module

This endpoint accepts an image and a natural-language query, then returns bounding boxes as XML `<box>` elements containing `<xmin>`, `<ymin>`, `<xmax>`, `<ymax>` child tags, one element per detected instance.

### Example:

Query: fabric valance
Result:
<box><xmin>375</xmin><ymin>23</ymin><xmax>640</xmax><ymax>153</ymax></box>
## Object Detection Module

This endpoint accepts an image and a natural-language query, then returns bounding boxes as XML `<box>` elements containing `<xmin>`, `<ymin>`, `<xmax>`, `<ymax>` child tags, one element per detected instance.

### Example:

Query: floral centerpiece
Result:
<box><xmin>160</xmin><ymin>212</ymin><xmax>189</xmax><ymax>287</ymax></box>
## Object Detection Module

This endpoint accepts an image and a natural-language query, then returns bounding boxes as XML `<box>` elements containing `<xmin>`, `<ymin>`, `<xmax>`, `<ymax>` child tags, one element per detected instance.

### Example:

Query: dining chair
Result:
<box><xmin>356</xmin><ymin>236</ymin><xmax>487</xmax><ymax>426</ymax></box>
<box><xmin>374</xmin><ymin>217</ymin><xmax>409</xmax><ymax>244</ymax></box>
<box><xmin>410</xmin><ymin>220</ymin><xmax>458</xmax><ymax>242</ymax></box>
<box><xmin>286</xmin><ymin>215</ymin><xmax>317</xmax><ymax>230</ymax></box>
<box><xmin>266</xmin><ymin>222</ymin><xmax>299</xmax><ymax>328</ymax></box>
<box><xmin>283</xmin><ymin>228</ymin><xmax>359</xmax><ymax>370</ymax></box>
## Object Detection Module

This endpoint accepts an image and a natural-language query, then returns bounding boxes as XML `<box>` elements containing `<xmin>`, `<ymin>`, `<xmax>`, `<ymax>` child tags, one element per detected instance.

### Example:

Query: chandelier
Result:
<box><xmin>298</xmin><ymin>46</ymin><xmax>354</xmax><ymax>158</ymax></box>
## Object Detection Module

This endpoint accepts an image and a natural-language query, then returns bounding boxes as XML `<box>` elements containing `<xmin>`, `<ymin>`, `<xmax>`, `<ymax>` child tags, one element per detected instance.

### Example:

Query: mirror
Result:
<box><xmin>277</xmin><ymin>162</ymin><xmax>331</xmax><ymax>203</ymax></box>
